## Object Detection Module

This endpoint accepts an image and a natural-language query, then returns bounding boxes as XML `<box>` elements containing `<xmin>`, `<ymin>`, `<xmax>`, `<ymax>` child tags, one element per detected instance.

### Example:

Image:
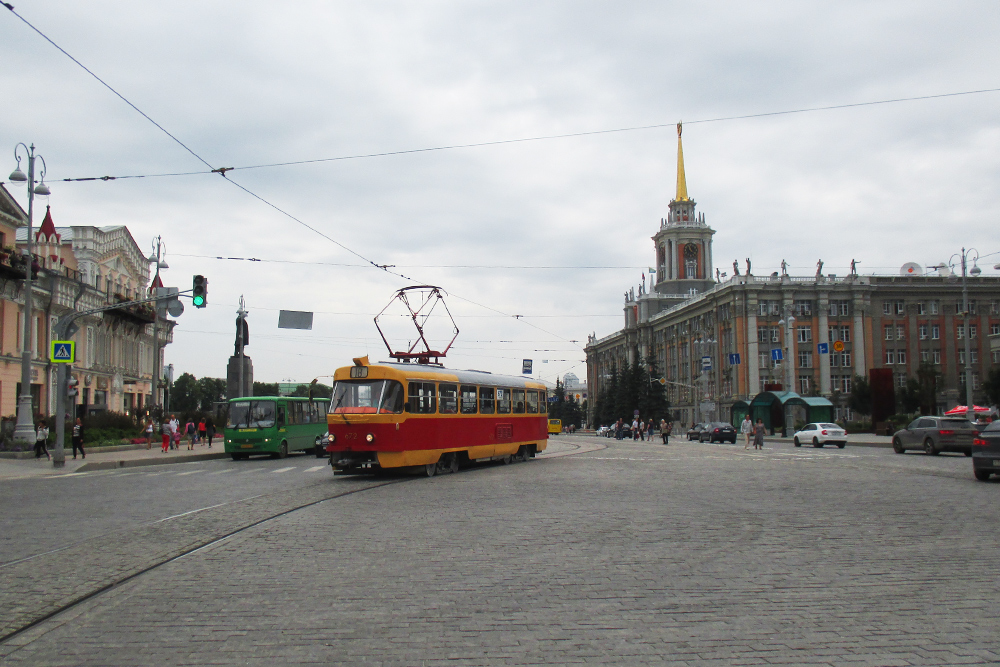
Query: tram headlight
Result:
<box><xmin>365</xmin><ymin>433</ymin><xmax>375</xmax><ymax>443</ymax></box>
<box><xmin>329</xmin><ymin>433</ymin><xmax>335</xmax><ymax>443</ymax></box>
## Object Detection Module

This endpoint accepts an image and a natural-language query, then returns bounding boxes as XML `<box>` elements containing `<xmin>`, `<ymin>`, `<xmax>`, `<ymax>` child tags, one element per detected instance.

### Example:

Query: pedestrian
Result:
<box><xmin>34</xmin><ymin>420</ymin><xmax>50</xmax><ymax>460</ymax></box>
<box><xmin>614</xmin><ymin>418</ymin><xmax>623</xmax><ymax>440</ymax></box>
<box><xmin>631</xmin><ymin>418</ymin><xmax>640</xmax><ymax>441</ymax></box>
<box><xmin>206</xmin><ymin>419</ymin><xmax>215</xmax><ymax>448</ymax></box>
<box><xmin>144</xmin><ymin>419</ymin><xmax>154</xmax><ymax>449</ymax></box>
<box><xmin>198</xmin><ymin>418</ymin><xmax>207</xmax><ymax>445</ymax></box>
<box><xmin>184</xmin><ymin>418</ymin><xmax>196</xmax><ymax>450</ymax></box>
<box><xmin>169</xmin><ymin>414</ymin><xmax>180</xmax><ymax>450</ymax></box>
<box><xmin>71</xmin><ymin>418</ymin><xmax>86</xmax><ymax>459</ymax></box>
<box><xmin>659</xmin><ymin>418</ymin><xmax>668</xmax><ymax>444</ymax></box>
<box><xmin>648</xmin><ymin>419</ymin><xmax>655</xmax><ymax>442</ymax></box>
<box><xmin>161</xmin><ymin>418</ymin><xmax>171</xmax><ymax>453</ymax></box>
<box><xmin>753</xmin><ymin>418</ymin><xmax>766</xmax><ymax>450</ymax></box>
<box><xmin>741</xmin><ymin>414</ymin><xmax>754</xmax><ymax>450</ymax></box>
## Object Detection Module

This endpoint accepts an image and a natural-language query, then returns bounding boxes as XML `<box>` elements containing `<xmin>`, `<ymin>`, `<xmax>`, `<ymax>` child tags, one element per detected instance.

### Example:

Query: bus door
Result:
<box><xmin>277</xmin><ymin>402</ymin><xmax>287</xmax><ymax>440</ymax></box>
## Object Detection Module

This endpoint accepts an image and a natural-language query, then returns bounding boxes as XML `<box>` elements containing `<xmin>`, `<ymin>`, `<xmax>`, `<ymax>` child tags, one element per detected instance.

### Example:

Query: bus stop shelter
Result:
<box><xmin>748</xmin><ymin>391</ymin><xmax>834</xmax><ymax>436</ymax></box>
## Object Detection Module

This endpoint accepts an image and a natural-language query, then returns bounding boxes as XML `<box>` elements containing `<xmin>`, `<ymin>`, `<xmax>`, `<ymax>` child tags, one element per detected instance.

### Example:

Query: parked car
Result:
<box><xmin>687</xmin><ymin>423</ymin><xmax>708</xmax><ymax>441</ymax></box>
<box><xmin>700</xmin><ymin>422</ymin><xmax>737</xmax><ymax>443</ymax></box>
<box><xmin>972</xmin><ymin>421</ymin><xmax>1000</xmax><ymax>481</ymax></box>
<box><xmin>891</xmin><ymin>416</ymin><xmax>975</xmax><ymax>456</ymax></box>
<box><xmin>793</xmin><ymin>423</ymin><xmax>847</xmax><ymax>448</ymax></box>
<box><xmin>596</xmin><ymin>426</ymin><xmax>613</xmax><ymax>438</ymax></box>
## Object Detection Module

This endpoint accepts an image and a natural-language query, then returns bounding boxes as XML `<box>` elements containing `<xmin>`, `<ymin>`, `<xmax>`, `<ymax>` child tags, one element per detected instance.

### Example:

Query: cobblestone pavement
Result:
<box><xmin>3</xmin><ymin>437</ymin><xmax>999</xmax><ymax>665</ymax></box>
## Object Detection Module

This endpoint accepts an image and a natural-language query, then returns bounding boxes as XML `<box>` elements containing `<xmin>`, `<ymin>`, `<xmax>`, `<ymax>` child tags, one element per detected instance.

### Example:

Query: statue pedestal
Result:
<box><xmin>227</xmin><ymin>356</ymin><xmax>253</xmax><ymax>399</ymax></box>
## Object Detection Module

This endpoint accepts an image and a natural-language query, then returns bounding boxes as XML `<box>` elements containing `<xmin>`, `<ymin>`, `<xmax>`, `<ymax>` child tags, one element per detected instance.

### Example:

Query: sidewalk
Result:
<box><xmin>0</xmin><ymin>443</ymin><xmax>229</xmax><ymax>480</ymax></box>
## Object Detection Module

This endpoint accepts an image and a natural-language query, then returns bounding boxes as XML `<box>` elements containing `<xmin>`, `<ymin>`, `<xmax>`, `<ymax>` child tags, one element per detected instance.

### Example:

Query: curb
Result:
<box><xmin>75</xmin><ymin>451</ymin><xmax>230</xmax><ymax>472</ymax></box>
<box><xmin>0</xmin><ymin>443</ymin><xmax>149</xmax><ymax>460</ymax></box>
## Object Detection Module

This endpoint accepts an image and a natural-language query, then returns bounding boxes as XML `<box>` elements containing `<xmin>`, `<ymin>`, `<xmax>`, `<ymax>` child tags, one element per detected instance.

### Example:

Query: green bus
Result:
<box><xmin>224</xmin><ymin>396</ymin><xmax>330</xmax><ymax>460</ymax></box>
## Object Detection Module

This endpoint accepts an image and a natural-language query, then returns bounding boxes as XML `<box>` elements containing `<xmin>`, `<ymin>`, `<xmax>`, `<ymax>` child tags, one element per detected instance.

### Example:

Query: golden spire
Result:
<box><xmin>675</xmin><ymin>121</ymin><xmax>689</xmax><ymax>201</ymax></box>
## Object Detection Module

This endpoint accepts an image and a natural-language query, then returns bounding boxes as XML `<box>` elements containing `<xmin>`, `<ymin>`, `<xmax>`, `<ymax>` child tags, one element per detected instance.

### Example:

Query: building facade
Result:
<box><xmin>585</xmin><ymin>128</ymin><xmax>1000</xmax><ymax>427</ymax></box>
<box><xmin>1</xmin><ymin>184</ymin><xmax>173</xmax><ymax>419</ymax></box>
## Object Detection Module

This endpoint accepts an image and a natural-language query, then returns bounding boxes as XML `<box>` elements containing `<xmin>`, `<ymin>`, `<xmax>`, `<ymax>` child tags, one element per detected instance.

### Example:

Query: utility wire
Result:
<box><xmin>51</xmin><ymin>86</ymin><xmax>1000</xmax><ymax>183</ymax></box>
<box><xmin>170</xmin><ymin>252</ymin><xmax>646</xmax><ymax>270</ymax></box>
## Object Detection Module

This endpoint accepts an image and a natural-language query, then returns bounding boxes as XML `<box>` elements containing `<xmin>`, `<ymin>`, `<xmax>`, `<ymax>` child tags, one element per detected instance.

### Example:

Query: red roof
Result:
<box><xmin>36</xmin><ymin>206</ymin><xmax>59</xmax><ymax>242</ymax></box>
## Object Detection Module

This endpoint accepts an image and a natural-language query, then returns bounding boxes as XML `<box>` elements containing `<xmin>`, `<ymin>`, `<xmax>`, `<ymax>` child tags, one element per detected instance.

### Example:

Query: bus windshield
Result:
<box><xmin>330</xmin><ymin>380</ymin><xmax>404</xmax><ymax>414</ymax></box>
<box><xmin>227</xmin><ymin>401</ymin><xmax>277</xmax><ymax>429</ymax></box>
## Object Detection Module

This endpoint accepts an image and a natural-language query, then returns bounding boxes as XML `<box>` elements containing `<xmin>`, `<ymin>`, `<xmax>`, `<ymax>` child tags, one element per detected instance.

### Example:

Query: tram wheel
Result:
<box><xmin>447</xmin><ymin>454</ymin><xmax>459</xmax><ymax>474</ymax></box>
<box><xmin>517</xmin><ymin>446</ymin><xmax>530</xmax><ymax>463</ymax></box>
<box><xmin>501</xmin><ymin>455</ymin><xmax>513</xmax><ymax>465</ymax></box>
<box><xmin>425</xmin><ymin>462</ymin><xmax>437</xmax><ymax>477</ymax></box>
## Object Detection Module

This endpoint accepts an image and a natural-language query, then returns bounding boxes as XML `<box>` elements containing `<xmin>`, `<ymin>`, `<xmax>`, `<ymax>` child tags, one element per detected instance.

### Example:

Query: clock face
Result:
<box><xmin>684</xmin><ymin>243</ymin><xmax>699</xmax><ymax>259</ymax></box>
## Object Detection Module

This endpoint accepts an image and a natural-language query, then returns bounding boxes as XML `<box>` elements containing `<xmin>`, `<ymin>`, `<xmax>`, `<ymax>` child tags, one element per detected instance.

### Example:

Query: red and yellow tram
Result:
<box><xmin>325</xmin><ymin>356</ymin><xmax>548</xmax><ymax>475</ymax></box>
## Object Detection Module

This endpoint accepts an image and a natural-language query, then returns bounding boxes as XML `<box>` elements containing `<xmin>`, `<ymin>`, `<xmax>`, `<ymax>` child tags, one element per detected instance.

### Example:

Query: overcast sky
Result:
<box><xmin>2</xmin><ymin>1</ymin><xmax>999</xmax><ymax>386</ymax></box>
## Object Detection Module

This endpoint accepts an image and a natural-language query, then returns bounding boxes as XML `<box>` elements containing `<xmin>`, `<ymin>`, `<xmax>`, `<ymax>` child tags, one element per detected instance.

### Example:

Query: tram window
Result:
<box><xmin>479</xmin><ymin>387</ymin><xmax>495</xmax><ymax>414</ymax></box>
<box><xmin>439</xmin><ymin>384</ymin><xmax>458</xmax><ymax>414</ymax></box>
<box><xmin>526</xmin><ymin>390</ymin><xmax>539</xmax><ymax>414</ymax></box>
<box><xmin>512</xmin><ymin>389</ymin><xmax>526</xmax><ymax>413</ymax></box>
<box><xmin>539</xmin><ymin>391</ymin><xmax>548</xmax><ymax>414</ymax></box>
<box><xmin>379</xmin><ymin>381</ymin><xmax>404</xmax><ymax>414</ymax></box>
<box><xmin>407</xmin><ymin>382</ymin><xmax>436</xmax><ymax>414</ymax></box>
<box><xmin>496</xmin><ymin>388</ymin><xmax>512</xmax><ymax>414</ymax></box>
<box><xmin>460</xmin><ymin>385</ymin><xmax>478</xmax><ymax>414</ymax></box>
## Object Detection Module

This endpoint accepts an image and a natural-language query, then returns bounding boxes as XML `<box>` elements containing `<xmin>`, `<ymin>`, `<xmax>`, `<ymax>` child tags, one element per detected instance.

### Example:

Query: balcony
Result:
<box><xmin>106</xmin><ymin>294</ymin><xmax>156</xmax><ymax>325</ymax></box>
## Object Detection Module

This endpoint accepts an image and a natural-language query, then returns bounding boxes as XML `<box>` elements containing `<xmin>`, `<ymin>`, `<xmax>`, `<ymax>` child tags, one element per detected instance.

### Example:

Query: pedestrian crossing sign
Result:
<box><xmin>50</xmin><ymin>340</ymin><xmax>75</xmax><ymax>363</ymax></box>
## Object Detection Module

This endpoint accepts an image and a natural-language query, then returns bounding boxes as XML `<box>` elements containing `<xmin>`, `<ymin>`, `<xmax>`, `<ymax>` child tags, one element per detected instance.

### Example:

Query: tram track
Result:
<box><xmin>0</xmin><ymin>475</ymin><xmax>412</xmax><ymax>648</ymax></box>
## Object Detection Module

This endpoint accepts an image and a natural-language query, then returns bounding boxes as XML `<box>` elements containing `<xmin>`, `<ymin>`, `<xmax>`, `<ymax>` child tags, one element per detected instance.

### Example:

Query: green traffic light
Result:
<box><xmin>193</xmin><ymin>295</ymin><xmax>205</xmax><ymax>307</ymax></box>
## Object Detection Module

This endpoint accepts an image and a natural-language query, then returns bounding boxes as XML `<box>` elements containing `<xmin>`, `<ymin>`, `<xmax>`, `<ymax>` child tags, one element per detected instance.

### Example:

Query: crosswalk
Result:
<box><xmin>43</xmin><ymin>463</ymin><xmax>333</xmax><ymax>480</ymax></box>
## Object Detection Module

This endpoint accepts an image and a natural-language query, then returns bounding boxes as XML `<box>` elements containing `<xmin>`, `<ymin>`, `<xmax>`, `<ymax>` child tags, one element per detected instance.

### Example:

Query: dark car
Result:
<box><xmin>892</xmin><ymin>416</ymin><xmax>976</xmax><ymax>456</ymax></box>
<box><xmin>700</xmin><ymin>421</ymin><xmax>737</xmax><ymax>443</ymax></box>
<box><xmin>972</xmin><ymin>421</ymin><xmax>1000</xmax><ymax>481</ymax></box>
<box><xmin>687</xmin><ymin>423</ymin><xmax>708</xmax><ymax>441</ymax></box>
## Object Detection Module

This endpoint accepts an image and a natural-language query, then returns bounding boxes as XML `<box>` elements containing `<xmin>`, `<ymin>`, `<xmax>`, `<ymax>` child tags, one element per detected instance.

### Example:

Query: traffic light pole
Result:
<box><xmin>50</xmin><ymin>289</ymin><xmax>193</xmax><ymax>468</ymax></box>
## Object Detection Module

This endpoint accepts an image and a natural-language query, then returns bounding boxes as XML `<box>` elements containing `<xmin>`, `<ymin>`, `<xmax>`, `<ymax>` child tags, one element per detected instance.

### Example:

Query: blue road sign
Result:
<box><xmin>771</xmin><ymin>348</ymin><xmax>783</xmax><ymax>362</ymax></box>
<box><xmin>817</xmin><ymin>342</ymin><xmax>829</xmax><ymax>354</ymax></box>
<box><xmin>50</xmin><ymin>340</ymin><xmax>75</xmax><ymax>363</ymax></box>
<box><xmin>728</xmin><ymin>353</ymin><xmax>741</xmax><ymax>365</ymax></box>
<box><xmin>701</xmin><ymin>356</ymin><xmax>712</xmax><ymax>371</ymax></box>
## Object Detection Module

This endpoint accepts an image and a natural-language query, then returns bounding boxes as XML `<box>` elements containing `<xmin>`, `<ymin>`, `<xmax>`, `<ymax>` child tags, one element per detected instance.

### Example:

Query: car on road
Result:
<box><xmin>972</xmin><ymin>421</ymin><xmax>1000</xmax><ymax>481</ymax></box>
<box><xmin>700</xmin><ymin>422</ymin><xmax>737</xmax><ymax>443</ymax></box>
<box><xmin>793</xmin><ymin>423</ymin><xmax>847</xmax><ymax>448</ymax></box>
<box><xmin>891</xmin><ymin>416</ymin><xmax>975</xmax><ymax>456</ymax></box>
<box><xmin>687</xmin><ymin>423</ymin><xmax>708</xmax><ymax>441</ymax></box>
<box><xmin>596</xmin><ymin>426</ymin><xmax>613</xmax><ymax>437</ymax></box>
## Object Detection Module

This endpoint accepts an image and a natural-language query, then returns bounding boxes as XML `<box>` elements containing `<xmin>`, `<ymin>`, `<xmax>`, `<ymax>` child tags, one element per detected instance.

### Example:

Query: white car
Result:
<box><xmin>793</xmin><ymin>423</ymin><xmax>847</xmax><ymax>448</ymax></box>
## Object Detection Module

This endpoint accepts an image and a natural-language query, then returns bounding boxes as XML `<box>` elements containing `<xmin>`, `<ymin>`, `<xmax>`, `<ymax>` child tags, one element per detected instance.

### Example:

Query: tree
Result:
<box><xmin>848</xmin><ymin>374</ymin><xmax>872</xmax><ymax>416</ymax></box>
<box><xmin>915</xmin><ymin>363</ymin><xmax>941</xmax><ymax>415</ymax></box>
<box><xmin>253</xmin><ymin>382</ymin><xmax>280</xmax><ymax>396</ymax></box>
<box><xmin>981</xmin><ymin>367</ymin><xmax>1000</xmax><ymax>408</ymax></box>
<box><xmin>290</xmin><ymin>382</ymin><xmax>332</xmax><ymax>399</ymax></box>
<box><xmin>196</xmin><ymin>377</ymin><xmax>227</xmax><ymax>411</ymax></box>
<box><xmin>169</xmin><ymin>373</ymin><xmax>200</xmax><ymax>413</ymax></box>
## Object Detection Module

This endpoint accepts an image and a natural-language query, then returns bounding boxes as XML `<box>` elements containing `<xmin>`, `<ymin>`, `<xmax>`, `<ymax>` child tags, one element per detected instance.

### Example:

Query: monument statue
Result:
<box><xmin>745</xmin><ymin>258</ymin><xmax>752</xmax><ymax>276</ymax></box>
<box><xmin>816</xmin><ymin>259</ymin><xmax>824</xmax><ymax>278</ymax></box>
<box><xmin>733</xmin><ymin>260</ymin><xmax>740</xmax><ymax>276</ymax></box>
<box><xmin>235</xmin><ymin>313</ymin><xmax>250</xmax><ymax>357</ymax></box>
<box><xmin>781</xmin><ymin>259</ymin><xmax>788</xmax><ymax>276</ymax></box>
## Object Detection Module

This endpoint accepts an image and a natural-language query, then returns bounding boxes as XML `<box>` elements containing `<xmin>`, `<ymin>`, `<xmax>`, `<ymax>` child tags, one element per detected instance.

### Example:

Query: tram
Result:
<box><xmin>325</xmin><ymin>356</ymin><xmax>548</xmax><ymax>475</ymax></box>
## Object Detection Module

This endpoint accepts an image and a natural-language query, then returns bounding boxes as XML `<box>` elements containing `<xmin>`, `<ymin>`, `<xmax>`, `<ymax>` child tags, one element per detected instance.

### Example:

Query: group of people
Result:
<box><xmin>32</xmin><ymin>418</ymin><xmax>88</xmax><ymax>460</ymax></box>
<box><xmin>148</xmin><ymin>415</ymin><xmax>216</xmax><ymax>453</ymax></box>
<box><xmin>740</xmin><ymin>414</ymin><xmax>767</xmax><ymax>450</ymax></box>
<box><xmin>612</xmin><ymin>418</ymin><xmax>673</xmax><ymax>444</ymax></box>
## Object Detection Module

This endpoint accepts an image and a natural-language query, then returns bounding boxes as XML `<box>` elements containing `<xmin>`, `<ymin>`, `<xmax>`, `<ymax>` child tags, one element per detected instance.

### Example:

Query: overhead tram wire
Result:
<box><xmin>2</xmin><ymin>3</ymin><xmax>579</xmax><ymax>346</ymax></box>
<box><xmin>50</xmin><ymin>87</ymin><xmax>1000</xmax><ymax>183</ymax></box>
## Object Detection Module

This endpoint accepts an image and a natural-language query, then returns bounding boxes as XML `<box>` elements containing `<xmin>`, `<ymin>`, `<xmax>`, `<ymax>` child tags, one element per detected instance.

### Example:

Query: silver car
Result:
<box><xmin>892</xmin><ymin>416</ymin><xmax>975</xmax><ymax>456</ymax></box>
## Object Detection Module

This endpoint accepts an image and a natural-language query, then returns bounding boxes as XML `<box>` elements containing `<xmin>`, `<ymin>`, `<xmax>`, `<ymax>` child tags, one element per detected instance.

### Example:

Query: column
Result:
<box><xmin>747</xmin><ymin>293</ymin><xmax>759</xmax><ymax>398</ymax></box>
<box><xmin>853</xmin><ymin>297</ymin><xmax>866</xmax><ymax>378</ymax></box>
<box><xmin>818</xmin><ymin>292</ymin><xmax>831</xmax><ymax>396</ymax></box>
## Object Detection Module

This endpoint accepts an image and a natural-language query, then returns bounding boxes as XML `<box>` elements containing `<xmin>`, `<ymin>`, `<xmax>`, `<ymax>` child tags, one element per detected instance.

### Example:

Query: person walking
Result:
<box><xmin>71</xmin><ymin>418</ymin><xmax>86</xmax><ymax>459</ymax></box>
<box><xmin>144</xmin><ymin>419</ymin><xmax>154</xmax><ymax>449</ymax></box>
<box><xmin>206</xmin><ymin>419</ymin><xmax>215</xmax><ymax>448</ymax></box>
<box><xmin>741</xmin><ymin>414</ymin><xmax>754</xmax><ymax>450</ymax></box>
<box><xmin>614</xmin><ymin>418</ymin><xmax>623</xmax><ymax>441</ymax></box>
<box><xmin>184</xmin><ymin>418</ymin><xmax>196</xmax><ymax>450</ymax></box>
<box><xmin>169</xmin><ymin>414</ymin><xmax>180</xmax><ymax>450</ymax></box>
<box><xmin>753</xmin><ymin>418</ymin><xmax>766</xmax><ymax>450</ymax></box>
<box><xmin>161</xmin><ymin>418</ymin><xmax>171</xmax><ymax>453</ymax></box>
<box><xmin>34</xmin><ymin>420</ymin><xmax>50</xmax><ymax>460</ymax></box>
<box><xmin>198</xmin><ymin>419</ymin><xmax>207</xmax><ymax>445</ymax></box>
<box><xmin>660</xmin><ymin>419</ymin><xmax>668</xmax><ymax>444</ymax></box>
<box><xmin>631</xmin><ymin>418</ymin><xmax>640</xmax><ymax>441</ymax></box>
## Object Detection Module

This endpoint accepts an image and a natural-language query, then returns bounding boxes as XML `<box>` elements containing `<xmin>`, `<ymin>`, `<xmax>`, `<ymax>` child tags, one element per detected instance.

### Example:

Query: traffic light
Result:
<box><xmin>67</xmin><ymin>376</ymin><xmax>79</xmax><ymax>398</ymax></box>
<box><xmin>192</xmin><ymin>275</ymin><xmax>208</xmax><ymax>308</ymax></box>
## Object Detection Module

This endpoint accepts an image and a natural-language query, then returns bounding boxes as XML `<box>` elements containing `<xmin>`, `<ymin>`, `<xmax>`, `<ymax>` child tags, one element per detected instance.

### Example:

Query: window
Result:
<box><xmin>993</xmin><ymin>351</ymin><xmax>1000</xmax><ymax>363</ymax></box>
<box><xmin>830</xmin><ymin>300</ymin><xmax>849</xmax><ymax>317</ymax></box>
<box><xmin>460</xmin><ymin>385</ymin><xmax>478</xmax><ymax>414</ymax></box>
<box><xmin>331</xmin><ymin>380</ymin><xmax>404</xmax><ymax>414</ymax></box>
<box><xmin>917</xmin><ymin>302</ymin><xmax>926</xmax><ymax>315</ymax></box>
<box><xmin>797</xmin><ymin>326</ymin><xmax>812</xmax><ymax>343</ymax></box>
<box><xmin>896</xmin><ymin>325</ymin><xmax>905</xmax><ymax>340</ymax></box>
<box><xmin>929</xmin><ymin>300</ymin><xmax>939</xmax><ymax>315</ymax></box>
<box><xmin>898</xmin><ymin>350</ymin><xmax>906</xmax><ymax>364</ymax></box>
<box><xmin>479</xmin><ymin>387</ymin><xmax>495</xmax><ymax>414</ymax></box>
<box><xmin>957</xmin><ymin>325</ymin><xmax>965</xmax><ymax>339</ymax></box>
<box><xmin>794</xmin><ymin>300</ymin><xmax>813</xmax><ymax>316</ymax></box>
<box><xmin>992</xmin><ymin>324</ymin><xmax>1000</xmax><ymax>336</ymax></box>
<box><xmin>439</xmin><ymin>384</ymin><xmax>458</xmax><ymax>414</ymax></box>
<box><xmin>895</xmin><ymin>301</ymin><xmax>906</xmax><ymax>315</ymax></box>
<box><xmin>798</xmin><ymin>375</ymin><xmax>811</xmax><ymax>394</ymax></box>
<box><xmin>969</xmin><ymin>300</ymin><xmax>978</xmax><ymax>315</ymax></box>
<box><xmin>526</xmin><ymin>390</ymin><xmax>539</xmax><ymax>414</ymax></box>
<box><xmin>496</xmin><ymin>387</ymin><xmax>512</xmax><ymax>414</ymax></box>
<box><xmin>921</xmin><ymin>350</ymin><xmax>929</xmax><ymax>363</ymax></box>
<box><xmin>992</xmin><ymin>301</ymin><xmax>999</xmax><ymax>315</ymax></box>
<box><xmin>970</xmin><ymin>325</ymin><xmax>977</xmax><ymax>339</ymax></box>
<box><xmin>512</xmin><ymin>389</ymin><xmax>526</xmax><ymax>414</ymax></box>
<box><xmin>841</xmin><ymin>352</ymin><xmax>852</xmax><ymax>368</ymax></box>
<box><xmin>840</xmin><ymin>326</ymin><xmax>851</xmax><ymax>343</ymax></box>
<box><xmin>933</xmin><ymin>350</ymin><xmax>941</xmax><ymax>365</ymax></box>
<box><xmin>407</xmin><ymin>382</ymin><xmax>436</xmax><ymax>414</ymax></box>
<box><xmin>882</xmin><ymin>302</ymin><xmax>891</xmax><ymax>316</ymax></box>
<box><xmin>919</xmin><ymin>325</ymin><xmax>928</xmax><ymax>340</ymax></box>
<box><xmin>884</xmin><ymin>325</ymin><xmax>893</xmax><ymax>341</ymax></box>
<box><xmin>759</xmin><ymin>351</ymin><xmax>771</xmax><ymax>369</ymax></box>
<box><xmin>798</xmin><ymin>350</ymin><xmax>813</xmax><ymax>368</ymax></box>
<box><xmin>931</xmin><ymin>325</ymin><xmax>940</xmax><ymax>340</ymax></box>
<box><xmin>885</xmin><ymin>350</ymin><xmax>895</xmax><ymax>365</ymax></box>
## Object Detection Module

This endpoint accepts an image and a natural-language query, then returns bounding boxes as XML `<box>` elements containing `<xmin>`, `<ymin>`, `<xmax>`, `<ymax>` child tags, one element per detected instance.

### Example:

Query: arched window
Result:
<box><xmin>683</xmin><ymin>243</ymin><xmax>699</xmax><ymax>279</ymax></box>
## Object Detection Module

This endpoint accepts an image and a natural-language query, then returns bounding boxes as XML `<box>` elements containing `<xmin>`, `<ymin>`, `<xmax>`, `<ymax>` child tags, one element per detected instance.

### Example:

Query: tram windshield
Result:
<box><xmin>330</xmin><ymin>380</ymin><xmax>404</xmax><ymax>414</ymax></box>
<box><xmin>227</xmin><ymin>401</ymin><xmax>276</xmax><ymax>429</ymax></box>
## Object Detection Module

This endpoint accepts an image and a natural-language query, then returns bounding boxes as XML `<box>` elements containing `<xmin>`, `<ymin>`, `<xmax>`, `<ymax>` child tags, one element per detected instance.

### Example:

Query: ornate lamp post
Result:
<box><xmin>778</xmin><ymin>306</ymin><xmax>797</xmax><ymax>435</ymax></box>
<box><xmin>147</xmin><ymin>236</ymin><xmax>168</xmax><ymax>411</ymax></box>
<box><xmin>8</xmin><ymin>144</ymin><xmax>51</xmax><ymax>446</ymax></box>
<box><xmin>948</xmin><ymin>248</ymin><xmax>980</xmax><ymax>422</ymax></box>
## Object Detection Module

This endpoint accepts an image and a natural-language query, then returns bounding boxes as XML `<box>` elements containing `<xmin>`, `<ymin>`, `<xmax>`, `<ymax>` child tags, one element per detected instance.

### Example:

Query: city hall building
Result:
<box><xmin>585</xmin><ymin>125</ymin><xmax>1000</xmax><ymax>429</ymax></box>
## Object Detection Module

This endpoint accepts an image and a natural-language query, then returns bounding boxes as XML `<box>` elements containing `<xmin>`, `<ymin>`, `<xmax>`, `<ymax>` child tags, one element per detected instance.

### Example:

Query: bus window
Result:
<box><xmin>277</xmin><ymin>404</ymin><xmax>287</xmax><ymax>427</ymax></box>
<box><xmin>526</xmin><ymin>390</ymin><xmax>538</xmax><ymax>414</ymax></box>
<box><xmin>439</xmin><ymin>384</ymin><xmax>458</xmax><ymax>414</ymax></box>
<box><xmin>408</xmin><ymin>382</ymin><xmax>436</xmax><ymax>414</ymax></box>
<box><xmin>479</xmin><ymin>387</ymin><xmax>495</xmax><ymax>414</ymax></box>
<box><xmin>496</xmin><ymin>388</ymin><xmax>511</xmax><ymax>414</ymax></box>
<box><xmin>292</xmin><ymin>402</ymin><xmax>302</xmax><ymax>425</ymax></box>
<box><xmin>460</xmin><ymin>385</ymin><xmax>478</xmax><ymax>414</ymax></box>
<box><xmin>227</xmin><ymin>401</ymin><xmax>276</xmax><ymax>429</ymax></box>
<box><xmin>512</xmin><ymin>389</ymin><xmax>525</xmax><ymax>413</ymax></box>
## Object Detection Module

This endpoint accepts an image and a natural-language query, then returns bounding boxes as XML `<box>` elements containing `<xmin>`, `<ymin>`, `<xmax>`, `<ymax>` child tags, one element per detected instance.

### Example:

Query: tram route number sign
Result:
<box><xmin>50</xmin><ymin>341</ymin><xmax>75</xmax><ymax>363</ymax></box>
<box><xmin>522</xmin><ymin>359</ymin><xmax>532</xmax><ymax>374</ymax></box>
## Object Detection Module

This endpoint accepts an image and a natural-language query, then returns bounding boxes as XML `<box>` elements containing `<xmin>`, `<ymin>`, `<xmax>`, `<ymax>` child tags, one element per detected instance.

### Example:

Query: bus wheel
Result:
<box><xmin>231</xmin><ymin>453</ymin><xmax>244</xmax><ymax>461</ymax></box>
<box><xmin>272</xmin><ymin>441</ymin><xmax>288</xmax><ymax>459</ymax></box>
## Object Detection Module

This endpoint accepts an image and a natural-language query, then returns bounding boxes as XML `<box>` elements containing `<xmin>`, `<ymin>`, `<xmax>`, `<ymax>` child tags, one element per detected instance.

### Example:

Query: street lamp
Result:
<box><xmin>8</xmin><ymin>143</ymin><xmax>51</xmax><ymax>447</ymax></box>
<box><xmin>948</xmin><ymin>247</ymin><xmax>980</xmax><ymax>423</ymax></box>
<box><xmin>778</xmin><ymin>307</ymin><xmax>797</xmax><ymax>436</ymax></box>
<box><xmin>147</xmin><ymin>236</ymin><xmax>168</xmax><ymax>412</ymax></box>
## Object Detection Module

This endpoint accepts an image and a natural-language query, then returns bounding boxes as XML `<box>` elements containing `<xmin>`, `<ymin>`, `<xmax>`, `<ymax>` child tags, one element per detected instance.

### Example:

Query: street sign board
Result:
<box><xmin>817</xmin><ymin>342</ymin><xmax>829</xmax><ymax>354</ymax></box>
<box><xmin>634</xmin><ymin>409</ymin><xmax>640</xmax><ymax>417</ymax></box>
<box><xmin>701</xmin><ymin>355</ymin><xmax>712</xmax><ymax>371</ymax></box>
<box><xmin>522</xmin><ymin>359</ymin><xmax>532</xmax><ymax>374</ymax></box>
<box><xmin>833</xmin><ymin>340</ymin><xmax>845</xmax><ymax>352</ymax></box>
<box><xmin>771</xmin><ymin>348</ymin><xmax>783</xmax><ymax>362</ymax></box>
<box><xmin>728</xmin><ymin>353</ymin><xmax>741</xmax><ymax>365</ymax></box>
<box><xmin>278</xmin><ymin>310</ymin><xmax>314</xmax><ymax>330</ymax></box>
<box><xmin>50</xmin><ymin>340</ymin><xmax>75</xmax><ymax>363</ymax></box>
